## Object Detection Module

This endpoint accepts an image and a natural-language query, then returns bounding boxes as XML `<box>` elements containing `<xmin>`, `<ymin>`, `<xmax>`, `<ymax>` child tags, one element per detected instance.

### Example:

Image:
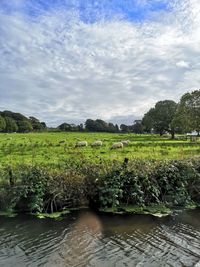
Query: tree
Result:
<box><xmin>120</xmin><ymin>124</ymin><xmax>130</xmax><ymax>133</ymax></box>
<box><xmin>115</xmin><ymin>124</ymin><xmax>119</xmax><ymax>133</ymax></box>
<box><xmin>132</xmin><ymin>120</ymin><xmax>143</xmax><ymax>134</ymax></box>
<box><xmin>142</xmin><ymin>108</ymin><xmax>154</xmax><ymax>133</ymax></box>
<box><xmin>17</xmin><ymin>120</ymin><xmax>33</xmax><ymax>133</ymax></box>
<box><xmin>142</xmin><ymin>100</ymin><xmax>177</xmax><ymax>138</ymax></box>
<box><xmin>40</xmin><ymin>122</ymin><xmax>47</xmax><ymax>129</ymax></box>
<box><xmin>85</xmin><ymin>119</ymin><xmax>96</xmax><ymax>132</ymax></box>
<box><xmin>78</xmin><ymin>123</ymin><xmax>84</xmax><ymax>132</ymax></box>
<box><xmin>1</xmin><ymin>110</ymin><xmax>28</xmax><ymax>122</ymax></box>
<box><xmin>4</xmin><ymin>117</ymin><xmax>18</xmax><ymax>132</ymax></box>
<box><xmin>108</xmin><ymin>122</ymin><xmax>117</xmax><ymax>133</ymax></box>
<box><xmin>85</xmin><ymin>119</ymin><xmax>112</xmax><ymax>132</ymax></box>
<box><xmin>58</xmin><ymin>123</ymin><xmax>72</xmax><ymax>131</ymax></box>
<box><xmin>0</xmin><ymin>115</ymin><xmax>6</xmax><ymax>132</ymax></box>
<box><xmin>172</xmin><ymin>90</ymin><xmax>200</xmax><ymax>134</ymax></box>
<box><xmin>29</xmin><ymin>116</ymin><xmax>45</xmax><ymax>131</ymax></box>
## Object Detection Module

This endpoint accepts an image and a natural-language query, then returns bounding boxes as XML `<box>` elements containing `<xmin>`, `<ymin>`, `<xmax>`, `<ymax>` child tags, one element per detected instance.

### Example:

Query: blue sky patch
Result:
<box><xmin>0</xmin><ymin>0</ymin><xmax>172</xmax><ymax>22</ymax></box>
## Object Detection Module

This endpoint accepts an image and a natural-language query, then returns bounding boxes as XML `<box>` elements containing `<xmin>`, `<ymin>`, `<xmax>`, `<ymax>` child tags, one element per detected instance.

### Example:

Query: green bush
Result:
<box><xmin>1</xmin><ymin>158</ymin><xmax>200</xmax><ymax>214</ymax></box>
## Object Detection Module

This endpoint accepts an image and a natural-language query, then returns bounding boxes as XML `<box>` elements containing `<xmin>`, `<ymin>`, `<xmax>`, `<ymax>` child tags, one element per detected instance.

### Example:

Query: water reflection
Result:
<box><xmin>0</xmin><ymin>210</ymin><xmax>200</xmax><ymax>267</ymax></box>
<box><xmin>50</xmin><ymin>211</ymin><xmax>102</xmax><ymax>267</ymax></box>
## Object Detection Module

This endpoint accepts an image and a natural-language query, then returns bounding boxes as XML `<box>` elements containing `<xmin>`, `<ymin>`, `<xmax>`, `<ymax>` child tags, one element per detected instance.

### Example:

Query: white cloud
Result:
<box><xmin>0</xmin><ymin>0</ymin><xmax>200</xmax><ymax>126</ymax></box>
<box><xmin>176</xmin><ymin>60</ymin><xmax>190</xmax><ymax>68</ymax></box>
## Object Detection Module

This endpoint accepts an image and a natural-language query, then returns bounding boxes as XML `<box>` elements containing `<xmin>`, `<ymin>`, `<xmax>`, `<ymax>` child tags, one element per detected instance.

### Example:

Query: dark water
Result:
<box><xmin>1</xmin><ymin>209</ymin><xmax>200</xmax><ymax>267</ymax></box>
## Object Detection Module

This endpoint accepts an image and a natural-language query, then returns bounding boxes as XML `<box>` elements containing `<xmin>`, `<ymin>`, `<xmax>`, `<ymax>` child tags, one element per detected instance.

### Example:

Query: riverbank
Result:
<box><xmin>1</xmin><ymin>158</ymin><xmax>200</xmax><ymax>217</ymax></box>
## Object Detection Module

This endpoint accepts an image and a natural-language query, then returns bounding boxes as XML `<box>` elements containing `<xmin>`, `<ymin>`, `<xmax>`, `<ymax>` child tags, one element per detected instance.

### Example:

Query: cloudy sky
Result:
<box><xmin>0</xmin><ymin>0</ymin><xmax>200</xmax><ymax>126</ymax></box>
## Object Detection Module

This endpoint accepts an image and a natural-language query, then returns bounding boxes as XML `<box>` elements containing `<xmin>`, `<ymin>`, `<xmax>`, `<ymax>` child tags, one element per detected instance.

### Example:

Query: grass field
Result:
<box><xmin>0</xmin><ymin>132</ymin><xmax>200</xmax><ymax>166</ymax></box>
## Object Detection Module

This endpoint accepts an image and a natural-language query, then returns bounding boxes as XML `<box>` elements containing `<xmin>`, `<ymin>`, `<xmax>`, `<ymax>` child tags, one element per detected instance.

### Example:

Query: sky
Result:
<box><xmin>0</xmin><ymin>0</ymin><xmax>200</xmax><ymax>126</ymax></box>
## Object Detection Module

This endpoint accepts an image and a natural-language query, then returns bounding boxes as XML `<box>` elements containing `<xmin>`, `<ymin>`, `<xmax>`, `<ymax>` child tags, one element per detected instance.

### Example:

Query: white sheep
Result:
<box><xmin>91</xmin><ymin>140</ymin><xmax>103</xmax><ymax>147</ymax></box>
<box><xmin>121</xmin><ymin>140</ymin><xmax>130</xmax><ymax>145</ymax></box>
<box><xmin>75</xmin><ymin>141</ymin><xmax>88</xmax><ymax>148</ymax></box>
<box><xmin>110</xmin><ymin>142</ymin><xmax>123</xmax><ymax>150</ymax></box>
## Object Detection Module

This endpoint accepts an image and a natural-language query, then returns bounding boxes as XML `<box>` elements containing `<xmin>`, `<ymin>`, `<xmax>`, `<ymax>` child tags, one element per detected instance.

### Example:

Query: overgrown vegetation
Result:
<box><xmin>1</xmin><ymin>158</ymin><xmax>200</xmax><ymax>215</ymax></box>
<box><xmin>1</xmin><ymin>131</ymin><xmax>200</xmax><ymax>217</ymax></box>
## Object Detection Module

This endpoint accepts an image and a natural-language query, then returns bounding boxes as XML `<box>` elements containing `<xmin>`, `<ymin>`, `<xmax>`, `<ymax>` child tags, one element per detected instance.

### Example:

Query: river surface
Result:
<box><xmin>0</xmin><ymin>209</ymin><xmax>200</xmax><ymax>267</ymax></box>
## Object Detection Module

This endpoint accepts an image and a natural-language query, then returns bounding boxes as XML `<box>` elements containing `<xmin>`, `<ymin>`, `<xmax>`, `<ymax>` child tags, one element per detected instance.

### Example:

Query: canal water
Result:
<box><xmin>0</xmin><ymin>209</ymin><xmax>200</xmax><ymax>267</ymax></box>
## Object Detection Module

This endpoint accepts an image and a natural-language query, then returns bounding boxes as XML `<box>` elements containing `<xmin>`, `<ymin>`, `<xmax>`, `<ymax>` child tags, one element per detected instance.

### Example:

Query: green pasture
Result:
<box><xmin>0</xmin><ymin>132</ymin><xmax>200</xmax><ymax>166</ymax></box>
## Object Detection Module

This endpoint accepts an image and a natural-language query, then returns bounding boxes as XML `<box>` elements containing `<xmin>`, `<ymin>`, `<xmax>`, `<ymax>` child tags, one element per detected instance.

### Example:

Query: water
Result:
<box><xmin>0</xmin><ymin>209</ymin><xmax>200</xmax><ymax>267</ymax></box>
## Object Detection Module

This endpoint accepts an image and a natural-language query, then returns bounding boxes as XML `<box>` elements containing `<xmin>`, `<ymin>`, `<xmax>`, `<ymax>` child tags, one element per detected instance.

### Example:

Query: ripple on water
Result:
<box><xmin>1</xmin><ymin>210</ymin><xmax>200</xmax><ymax>267</ymax></box>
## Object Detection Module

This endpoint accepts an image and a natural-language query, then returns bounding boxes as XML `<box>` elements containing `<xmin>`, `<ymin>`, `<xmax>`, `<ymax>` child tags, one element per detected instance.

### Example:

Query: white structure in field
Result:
<box><xmin>186</xmin><ymin>131</ymin><xmax>199</xmax><ymax>142</ymax></box>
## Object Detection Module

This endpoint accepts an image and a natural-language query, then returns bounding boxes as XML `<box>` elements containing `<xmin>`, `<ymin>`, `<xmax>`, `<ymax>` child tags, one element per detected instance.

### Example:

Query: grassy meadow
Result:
<box><xmin>0</xmin><ymin>132</ymin><xmax>200</xmax><ymax>166</ymax></box>
<box><xmin>1</xmin><ymin>131</ymin><xmax>200</xmax><ymax>215</ymax></box>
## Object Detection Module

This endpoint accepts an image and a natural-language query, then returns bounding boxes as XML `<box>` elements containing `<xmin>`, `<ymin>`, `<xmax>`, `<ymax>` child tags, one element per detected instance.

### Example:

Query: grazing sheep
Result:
<box><xmin>110</xmin><ymin>142</ymin><xmax>123</xmax><ymax>150</ymax></box>
<box><xmin>91</xmin><ymin>140</ymin><xmax>103</xmax><ymax>147</ymax></box>
<box><xmin>75</xmin><ymin>141</ymin><xmax>88</xmax><ymax>148</ymax></box>
<box><xmin>121</xmin><ymin>140</ymin><xmax>130</xmax><ymax>145</ymax></box>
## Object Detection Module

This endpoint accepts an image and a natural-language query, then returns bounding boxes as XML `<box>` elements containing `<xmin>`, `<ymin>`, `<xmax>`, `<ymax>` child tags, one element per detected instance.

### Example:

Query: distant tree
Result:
<box><xmin>85</xmin><ymin>119</ymin><xmax>96</xmax><ymax>132</ymax></box>
<box><xmin>95</xmin><ymin>119</ymin><xmax>108</xmax><ymax>132</ymax></box>
<box><xmin>85</xmin><ymin>119</ymin><xmax>109</xmax><ymax>132</ymax></box>
<box><xmin>142</xmin><ymin>100</ymin><xmax>177</xmax><ymax>138</ymax></box>
<box><xmin>58</xmin><ymin>123</ymin><xmax>80</xmax><ymax>132</ymax></box>
<box><xmin>171</xmin><ymin>90</ymin><xmax>200</xmax><ymax>134</ymax></box>
<box><xmin>115</xmin><ymin>124</ymin><xmax>119</xmax><ymax>133</ymax></box>
<box><xmin>4</xmin><ymin>117</ymin><xmax>18</xmax><ymax>132</ymax></box>
<box><xmin>142</xmin><ymin>109</ymin><xmax>154</xmax><ymax>133</ymax></box>
<box><xmin>1</xmin><ymin>110</ymin><xmax>28</xmax><ymax>122</ymax></box>
<box><xmin>40</xmin><ymin>122</ymin><xmax>47</xmax><ymax>129</ymax></box>
<box><xmin>0</xmin><ymin>115</ymin><xmax>6</xmax><ymax>132</ymax></box>
<box><xmin>29</xmin><ymin>116</ymin><xmax>45</xmax><ymax>131</ymax></box>
<box><xmin>17</xmin><ymin>120</ymin><xmax>33</xmax><ymax>133</ymax></box>
<box><xmin>132</xmin><ymin>120</ymin><xmax>143</xmax><ymax>134</ymax></box>
<box><xmin>78</xmin><ymin>123</ymin><xmax>84</xmax><ymax>132</ymax></box>
<box><xmin>58</xmin><ymin>123</ymin><xmax>72</xmax><ymax>131</ymax></box>
<box><xmin>107</xmin><ymin>122</ymin><xmax>117</xmax><ymax>133</ymax></box>
<box><xmin>120</xmin><ymin>124</ymin><xmax>130</xmax><ymax>133</ymax></box>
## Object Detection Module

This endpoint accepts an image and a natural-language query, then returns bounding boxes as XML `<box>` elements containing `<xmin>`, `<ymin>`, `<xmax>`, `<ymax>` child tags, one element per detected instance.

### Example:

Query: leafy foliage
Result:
<box><xmin>1</xmin><ymin>159</ymin><xmax>200</xmax><ymax>214</ymax></box>
<box><xmin>142</xmin><ymin>100</ymin><xmax>177</xmax><ymax>138</ymax></box>
<box><xmin>0</xmin><ymin>116</ymin><xmax>6</xmax><ymax>132</ymax></box>
<box><xmin>172</xmin><ymin>90</ymin><xmax>200</xmax><ymax>133</ymax></box>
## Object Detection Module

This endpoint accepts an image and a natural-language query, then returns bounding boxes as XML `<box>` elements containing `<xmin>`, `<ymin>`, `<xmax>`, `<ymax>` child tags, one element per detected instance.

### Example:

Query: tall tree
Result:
<box><xmin>132</xmin><ymin>120</ymin><xmax>143</xmax><ymax>134</ymax></box>
<box><xmin>120</xmin><ymin>124</ymin><xmax>130</xmax><ymax>133</ymax></box>
<box><xmin>172</xmin><ymin>90</ymin><xmax>200</xmax><ymax>134</ymax></box>
<box><xmin>0</xmin><ymin>115</ymin><xmax>6</xmax><ymax>132</ymax></box>
<box><xmin>142</xmin><ymin>108</ymin><xmax>154</xmax><ymax>133</ymax></box>
<box><xmin>29</xmin><ymin>116</ymin><xmax>45</xmax><ymax>131</ymax></box>
<box><xmin>4</xmin><ymin>117</ymin><xmax>18</xmax><ymax>132</ymax></box>
<box><xmin>142</xmin><ymin>100</ymin><xmax>177</xmax><ymax>138</ymax></box>
<box><xmin>17</xmin><ymin>120</ymin><xmax>33</xmax><ymax>133</ymax></box>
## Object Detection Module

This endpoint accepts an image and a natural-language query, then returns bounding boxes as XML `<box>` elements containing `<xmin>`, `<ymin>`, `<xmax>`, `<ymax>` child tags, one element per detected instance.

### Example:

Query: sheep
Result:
<box><xmin>110</xmin><ymin>142</ymin><xmax>123</xmax><ymax>150</ymax></box>
<box><xmin>121</xmin><ymin>140</ymin><xmax>130</xmax><ymax>145</ymax></box>
<box><xmin>91</xmin><ymin>140</ymin><xmax>103</xmax><ymax>147</ymax></box>
<box><xmin>75</xmin><ymin>141</ymin><xmax>88</xmax><ymax>148</ymax></box>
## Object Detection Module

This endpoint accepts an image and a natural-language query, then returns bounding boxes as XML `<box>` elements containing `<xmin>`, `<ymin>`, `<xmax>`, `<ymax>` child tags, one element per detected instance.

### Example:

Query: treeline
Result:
<box><xmin>1</xmin><ymin>89</ymin><xmax>200</xmax><ymax>135</ymax></box>
<box><xmin>58</xmin><ymin>119</ymin><xmax>144</xmax><ymax>133</ymax></box>
<box><xmin>0</xmin><ymin>111</ymin><xmax>46</xmax><ymax>133</ymax></box>
<box><xmin>142</xmin><ymin>90</ymin><xmax>200</xmax><ymax>138</ymax></box>
<box><xmin>58</xmin><ymin>90</ymin><xmax>200</xmax><ymax>137</ymax></box>
<box><xmin>58</xmin><ymin>119</ymin><xmax>119</xmax><ymax>133</ymax></box>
